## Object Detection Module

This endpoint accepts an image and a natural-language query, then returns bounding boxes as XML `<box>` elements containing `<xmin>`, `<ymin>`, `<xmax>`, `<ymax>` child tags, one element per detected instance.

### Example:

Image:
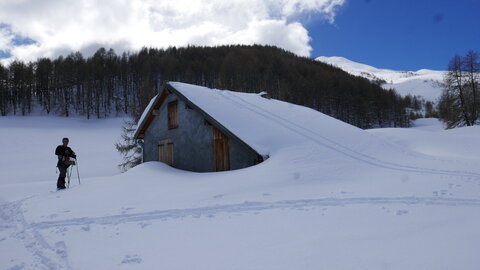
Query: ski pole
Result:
<box><xmin>75</xmin><ymin>157</ymin><xmax>81</xmax><ymax>185</ymax></box>
<box><xmin>67</xmin><ymin>166</ymin><xmax>72</xmax><ymax>188</ymax></box>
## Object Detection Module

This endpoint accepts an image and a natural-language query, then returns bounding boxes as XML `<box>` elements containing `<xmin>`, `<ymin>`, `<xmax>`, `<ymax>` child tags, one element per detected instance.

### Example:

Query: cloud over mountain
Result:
<box><xmin>0</xmin><ymin>0</ymin><xmax>345</xmax><ymax>63</ymax></box>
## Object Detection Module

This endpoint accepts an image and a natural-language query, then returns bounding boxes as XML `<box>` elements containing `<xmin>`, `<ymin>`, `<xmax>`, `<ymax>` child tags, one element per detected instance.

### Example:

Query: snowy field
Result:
<box><xmin>1</xmin><ymin>115</ymin><xmax>480</xmax><ymax>270</ymax></box>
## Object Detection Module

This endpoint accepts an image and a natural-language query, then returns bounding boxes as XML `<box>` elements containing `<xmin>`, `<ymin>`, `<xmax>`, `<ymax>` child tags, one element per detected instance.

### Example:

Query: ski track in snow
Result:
<box><xmin>3</xmin><ymin>194</ymin><xmax>480</xmax><ymax>269</ymax></box>
<box><xmin>27</xmin><ymin>196</ymin><xmax>480</xmax><ymax>230</ymax></box>
<box><xmin>221</xmin><ymin>91</ymin><xmax>480</xmax><ymax>178</ymax></box>
<box><xmin>0</xmin><ymin>200</ymin><xmax>71</xmax><ymax>270</ymax></box>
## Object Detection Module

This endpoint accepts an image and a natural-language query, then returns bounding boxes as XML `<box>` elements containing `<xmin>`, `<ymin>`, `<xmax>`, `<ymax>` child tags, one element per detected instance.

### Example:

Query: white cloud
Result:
<box><xmin>0</xmin><ymin>26</ymin><xmax>14</xmax><ymax>52</ymax></box>
<box><xmin>0</xmin><ymin>0</ymin><xmax>345</xmax><ymax>63</ymax></box>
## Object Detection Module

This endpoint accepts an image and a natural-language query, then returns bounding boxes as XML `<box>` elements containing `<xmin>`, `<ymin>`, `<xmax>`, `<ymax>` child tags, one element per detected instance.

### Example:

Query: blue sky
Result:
<box><xmin>0</xmin><ymin>0</ymin><xmax>478</xmax><ymax>71</ymax></box>
<box><xmin>307</xmin><ymin>0</ymin><xmax>480</xmax><ymax>70</ymax></box>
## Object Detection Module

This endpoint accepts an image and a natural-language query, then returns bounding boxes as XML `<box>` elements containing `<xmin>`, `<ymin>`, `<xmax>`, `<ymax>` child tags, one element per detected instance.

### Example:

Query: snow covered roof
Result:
<box><xmin>134</xmin><ymin>81</ymin><xmax>364</xmax><ymax>157</ymax></box>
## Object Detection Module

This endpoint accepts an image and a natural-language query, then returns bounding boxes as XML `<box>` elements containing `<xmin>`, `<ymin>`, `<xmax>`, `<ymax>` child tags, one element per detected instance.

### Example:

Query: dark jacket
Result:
<box><xmin>55</xmin><ymin>145</ymin><xmax>76</xmax><ymax>167</ymax></box>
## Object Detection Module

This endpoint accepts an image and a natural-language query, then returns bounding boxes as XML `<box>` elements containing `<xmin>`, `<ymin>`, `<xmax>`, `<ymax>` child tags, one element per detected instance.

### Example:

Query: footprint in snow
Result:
<box><xmin>55</xmin><ymin>241</ymin><xmax>68</xmax><ymax>259</ymax></box>
<box><xmin>138</xmin><ymin>222</ymin><xmax>151</xmax><ymax>229</ymax></box>
<box><xmin>121</xmin><ymin>207</ymin><xmax>135</xmax><ymax>214</ymax></box>
<box><xmin>55</xmin><ymin>227</ymin><xmax>68</xmax><ymax>234</ymax></box>
<box><xmin>433</xmin><ymin>190</ymin><xmax>448</xmax><ymax>197</ymax></box>
<box><xmin>6</xmin><ymin>263</ymin><xmax>25</xmax><ymax>270</ymax></box>
<box><xmin>121</xmin><ymin>254</ymin><xmax>142</xmax><ymax>264</ymax></box>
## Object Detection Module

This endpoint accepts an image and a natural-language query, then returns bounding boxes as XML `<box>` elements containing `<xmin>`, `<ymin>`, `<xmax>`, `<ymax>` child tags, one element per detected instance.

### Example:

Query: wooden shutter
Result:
<box><xmin>213</xmin><ymin>127</ymin><xmax>230</xmax><ymax>171</ymax></box>
<box><xmin>159</xmin><ymin>139</ymin><xmax>174</xmax><ymax>166</ymax></box>
<box><xmin>168</xmin><ymin>101</ymin><xmax>178</xmax><ymax>129</ymax></box>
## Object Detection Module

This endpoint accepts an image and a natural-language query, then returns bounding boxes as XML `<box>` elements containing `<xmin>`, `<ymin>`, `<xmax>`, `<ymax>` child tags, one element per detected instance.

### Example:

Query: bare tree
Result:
<box><xmin>0</xmin><ymin>63</ymin><xmax>9</xmax><ymax>116</ymax></box>
<box><xmin>463</xmin><ymin>50</ymin><xmax>479</xmax><ymax>122</ymax></box>
<box><xmin>439</xmin><ymin>51</ymin><xmax>480</xmax><ymax>128</ymax></box>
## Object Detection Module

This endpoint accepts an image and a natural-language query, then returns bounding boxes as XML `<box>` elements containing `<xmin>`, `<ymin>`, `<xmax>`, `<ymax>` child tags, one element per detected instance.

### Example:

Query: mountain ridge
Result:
<box><xmin>316</xmin><ymin>56</ymin><xmax>445</xmax><ymax>102</ymax></box>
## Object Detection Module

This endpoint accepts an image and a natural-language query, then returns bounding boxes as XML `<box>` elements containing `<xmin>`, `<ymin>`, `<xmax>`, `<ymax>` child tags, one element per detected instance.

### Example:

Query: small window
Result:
<box><xmin>168</xmin><ymin>101</ymin><xmax>178</xmax><ymax>129</ymax></box>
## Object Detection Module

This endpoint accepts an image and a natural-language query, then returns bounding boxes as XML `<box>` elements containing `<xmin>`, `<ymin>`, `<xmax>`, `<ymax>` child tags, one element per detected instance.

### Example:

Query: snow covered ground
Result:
<box><xmin>1</xmin><ymin>114</ymin><xmax>480</xmax><ymax>270</ymax></box>
<box><xmin>317</xmin><ymin>56</ymin><xmax>445</xmax><ymax>101</ymax></box>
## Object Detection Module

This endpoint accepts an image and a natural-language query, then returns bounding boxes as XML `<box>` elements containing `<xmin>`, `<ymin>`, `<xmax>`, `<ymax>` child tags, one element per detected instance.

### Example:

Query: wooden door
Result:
<box><xmin>213</xmin><ymin>127</ymin><xmax>230</xmax><ymax>171</ymax></box>
<box><xmin>159</xmin><ymin>139</ymin><xmax>174</xmax><ymax>166</ymax></box>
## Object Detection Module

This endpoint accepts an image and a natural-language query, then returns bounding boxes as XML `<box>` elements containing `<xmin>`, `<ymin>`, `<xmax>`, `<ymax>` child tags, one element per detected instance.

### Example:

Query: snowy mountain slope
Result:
<box><xmin>1</xmin><ymin>111</ymin><xmax>480</xmax><ymax>269</ymax></box>
<box><xmin>316</xmin><ymin>56</ymin><xmax>445</xmax><ymax>101</ymax></box>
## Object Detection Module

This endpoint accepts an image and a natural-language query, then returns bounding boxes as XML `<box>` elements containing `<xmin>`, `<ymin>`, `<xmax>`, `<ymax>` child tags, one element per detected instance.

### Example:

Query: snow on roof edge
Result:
<box><xmin>134</xmin><ymin>94</ymin><xmax>159</xmax><ymax>139</ymax></box>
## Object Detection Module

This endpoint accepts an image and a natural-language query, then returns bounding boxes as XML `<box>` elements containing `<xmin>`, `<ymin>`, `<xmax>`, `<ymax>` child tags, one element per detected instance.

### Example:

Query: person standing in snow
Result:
<box><xmin>55</xmin><ymin>137</ymin><xmax>76</xmax><ymax>190</ymax></box>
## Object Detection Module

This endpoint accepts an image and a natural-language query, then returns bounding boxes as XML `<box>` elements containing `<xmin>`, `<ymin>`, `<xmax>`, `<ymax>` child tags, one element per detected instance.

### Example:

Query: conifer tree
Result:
<box><xmin>115</xmin><ymin>119</ymin><xmax>142</xmax><ymax>172</ymax></box>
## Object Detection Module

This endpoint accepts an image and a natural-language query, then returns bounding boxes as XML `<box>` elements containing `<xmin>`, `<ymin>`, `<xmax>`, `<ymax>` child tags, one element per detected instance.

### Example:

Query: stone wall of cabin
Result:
<box><xmin>142</xmin><ymin>92</ymin><xmax>260</xmax><ymax>172</ymax></box>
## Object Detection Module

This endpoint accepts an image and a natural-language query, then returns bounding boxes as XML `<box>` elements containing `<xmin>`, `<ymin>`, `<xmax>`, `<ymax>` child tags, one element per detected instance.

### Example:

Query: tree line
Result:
<box><xmin>0</xmin><ymin>45</ymin><xmax>415</xmax><ymax>128</ymax></box>
<box><xmin>438</xmin><ymin>50</ymin><xmax>479</xmax><ymax>128</ymax></box>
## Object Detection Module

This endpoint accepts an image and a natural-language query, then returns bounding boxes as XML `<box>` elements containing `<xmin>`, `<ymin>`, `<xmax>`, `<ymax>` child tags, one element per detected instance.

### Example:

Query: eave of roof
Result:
<box><xmin>133</xmin><ymin>88</ymin><xmax>170</xmax><ymax>139</ymax></box>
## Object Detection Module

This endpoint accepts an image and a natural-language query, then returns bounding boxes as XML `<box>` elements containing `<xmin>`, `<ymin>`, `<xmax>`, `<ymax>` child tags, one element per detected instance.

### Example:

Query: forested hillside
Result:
<box><xmin>0</xmin><ymin>45</ymin><xmax>413</xmax><ymax>128</ymax></box>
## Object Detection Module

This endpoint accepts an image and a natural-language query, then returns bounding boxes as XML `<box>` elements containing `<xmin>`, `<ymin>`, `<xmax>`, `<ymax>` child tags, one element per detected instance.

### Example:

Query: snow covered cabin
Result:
<box><xmin>134</xmin><ymin>82</ymin><xmax>269</xmax><ymax>172</ymax></box>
